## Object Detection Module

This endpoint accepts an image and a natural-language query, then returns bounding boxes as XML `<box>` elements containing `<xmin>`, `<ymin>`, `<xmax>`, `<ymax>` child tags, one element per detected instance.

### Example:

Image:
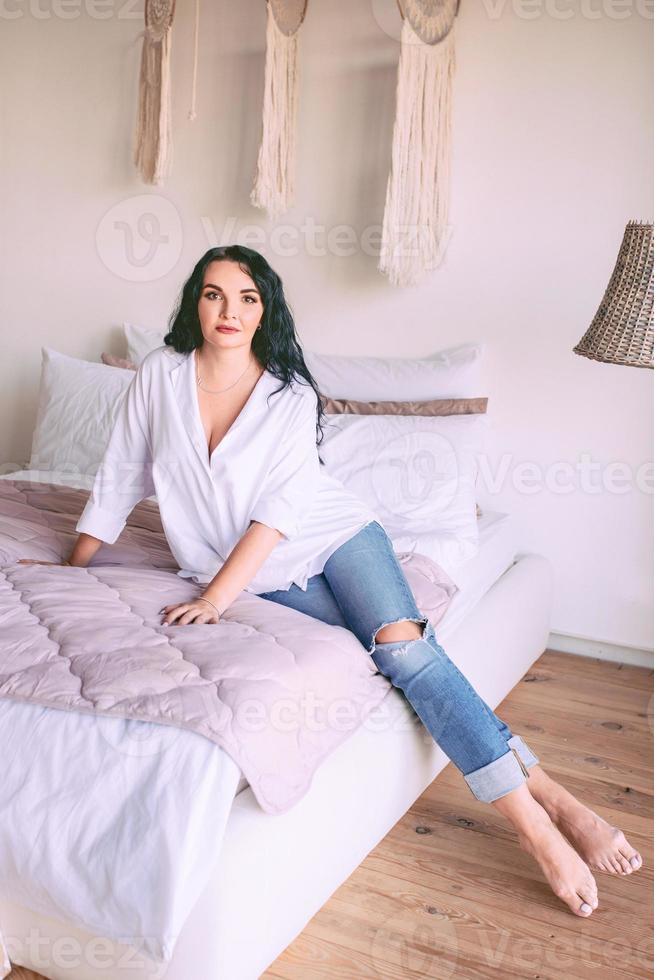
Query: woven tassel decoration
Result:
<box><xmin>251</xmin><ymin>0</ymin><xmax>307</xmax><ymax>220</ymax></box>
<box><xmin>133</xmin><ymin>0</ymin><xmax>177</xmax><ymax>186</ymax></box>
<box><xmin>379</xmin><ymin>11</ymin><xmax>456</xmax><ymax>287</ymax></box>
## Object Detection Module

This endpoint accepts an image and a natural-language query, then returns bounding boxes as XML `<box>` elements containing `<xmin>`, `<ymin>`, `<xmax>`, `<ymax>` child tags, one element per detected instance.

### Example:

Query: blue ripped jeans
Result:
<box><xmin>258</xmin><ymin>520</ymin><xmax>540</xmax><ymax>803</ymax></box>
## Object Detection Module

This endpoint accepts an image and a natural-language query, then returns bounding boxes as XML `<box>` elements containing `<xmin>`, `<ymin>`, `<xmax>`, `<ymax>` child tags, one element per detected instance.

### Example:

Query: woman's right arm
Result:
<box><xmin>18</xmin><ymin>532</ymin><xmax>102</xmax><ymax>568</ymax></box>
<box><xmin>67</xmin><ymin>532</ymin><xmax>103</xmax><ymax>567</ymax></box>
<box><xmin>75</xmin><ymin>360</ymin><xmax>155</xmax><ymax>544</ymax></box>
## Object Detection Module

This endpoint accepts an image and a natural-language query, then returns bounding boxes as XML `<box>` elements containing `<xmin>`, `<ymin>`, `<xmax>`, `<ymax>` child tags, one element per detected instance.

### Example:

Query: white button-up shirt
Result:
<box><xmin>76</xmin><ymin>345</ymin><xmax>379</xmax><ymax>594</ymax></box>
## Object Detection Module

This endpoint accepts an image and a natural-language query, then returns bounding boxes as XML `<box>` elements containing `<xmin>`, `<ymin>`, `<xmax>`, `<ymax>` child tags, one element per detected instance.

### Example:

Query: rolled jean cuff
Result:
<box><xmin>507</xmin><ymin>734</ymin><xmax>540</xmax><ymax>769</ymax></box>
<box><xmin>464</xmin><ymin>740</ymin><xmax>537</xmax><ymax>804</ymax></box>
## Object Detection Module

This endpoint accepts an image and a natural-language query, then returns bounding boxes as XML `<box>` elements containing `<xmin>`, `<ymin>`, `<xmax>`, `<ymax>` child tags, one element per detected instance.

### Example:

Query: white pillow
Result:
<box><xmin>320</xmin><ymin>413</ymin><xmax>488</xmax><ymax>572</ymax></box>
<box><xmin>28</xmin><ymin>348</ymin><xmax>134</xmax><ymax>477</ymax></box>
<box><xmin>124</xmin><ymin>322</ymin><xmax>483</xmax><ymax>400</ymax></box>
<box><xmin>125</xmin><ymin>322</ymin><xmax>165</xmax><ymax>366</ymax></box>
<box><xmin>305</xmin><ymin>344</ymin><xmax>483</xmax><ymax>400</ymax></box>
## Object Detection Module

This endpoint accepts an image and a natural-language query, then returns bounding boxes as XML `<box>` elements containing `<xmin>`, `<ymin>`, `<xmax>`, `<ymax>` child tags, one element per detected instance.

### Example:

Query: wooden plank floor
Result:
<box><xmin>9</xmin><ymin>650</ymin><xmax>654</xmax><ymax>980</ymax></box>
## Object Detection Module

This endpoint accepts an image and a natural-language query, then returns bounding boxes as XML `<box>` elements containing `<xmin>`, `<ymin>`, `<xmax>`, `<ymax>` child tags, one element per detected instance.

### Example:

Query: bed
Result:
<box><xmin>0</xmin><ymin>473</ymin><xmax>553</xmax><ymax>979</ymax></box>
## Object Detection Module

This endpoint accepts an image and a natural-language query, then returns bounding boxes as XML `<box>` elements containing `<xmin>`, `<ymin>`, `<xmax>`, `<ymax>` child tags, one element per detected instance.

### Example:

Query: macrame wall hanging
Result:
<box><xmin>133</xmin><ymin>0</ymin><xmax>178</xmax><ymax>186</ymax></box>
<box><xmin>132</xmin><ymin>0</ymin><xmax>457</xmax><ymax>292</ymax></box>
<box><xmin>132</xmin><ymin>0</ymin><xmax>213</xmax><ymax>186</ymax></box>
<box><xmin>379</xmin><ymin>0</ymin><xmax>459</xmax><ymax>287</ymax></box>
<box><xmin>250</xmin><ymin>0</ymin><xmax>308</xmax><ymax>220</ymax></box>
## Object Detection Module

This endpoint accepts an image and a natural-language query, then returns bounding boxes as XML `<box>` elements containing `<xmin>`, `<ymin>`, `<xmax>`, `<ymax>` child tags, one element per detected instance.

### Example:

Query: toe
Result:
<box><xmin>575</xmin><ymin>878</ymin><xmax>598</xmax><ymax>916</ymax></box>
<box><xmin>556</xmin><ymin>885</ymin><xmax>590</xmax><ymax>917</ymax></box>
<box><xmin>619</xmin><ymin>844</ymin><xmax>642</xmax><ymax>872</ymax></box>
<box><xmin>610</xmin><ymin>857</ymin><xmax>624</xmax><ymax>875</ymax></box>
<box><xmin>617</xmin><ymin>854</ymin><xmax>632</xmax><ymax>875</ymax></box>
<box><xmin>576</xmin><ymin>896</ymin><xmax>593</xmax><ymax>916</ymax></box>
<box><xmin>586</xmin><ymin>881</ymin><xmax>599</xmax><ymax>909</ymax></box>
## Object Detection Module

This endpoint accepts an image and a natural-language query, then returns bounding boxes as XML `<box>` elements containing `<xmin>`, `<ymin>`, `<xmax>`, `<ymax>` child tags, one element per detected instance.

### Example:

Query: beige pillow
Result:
<box><xmin>321</xmin><ymin>395</ymin><xmax>487</xmax><ymax>416</ymax></box>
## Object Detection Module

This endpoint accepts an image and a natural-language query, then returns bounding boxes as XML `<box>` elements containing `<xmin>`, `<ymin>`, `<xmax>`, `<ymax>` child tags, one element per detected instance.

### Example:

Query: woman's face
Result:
<box><xmin>197</xmin><ymin>260</ymin><xmax>263</xmax><ymax>353</ymax></box>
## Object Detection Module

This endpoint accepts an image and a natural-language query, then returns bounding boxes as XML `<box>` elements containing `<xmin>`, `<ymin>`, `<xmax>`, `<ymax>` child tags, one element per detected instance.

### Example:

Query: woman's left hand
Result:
<box><xmin>160</xmin><ymin>598</ymin><xmax>221</xmax><ymax>626</ymax></box>
<box><xmin>17</xmin><ymin>558</ymin><xmax>71</xmax><ymax>566</ymax></box>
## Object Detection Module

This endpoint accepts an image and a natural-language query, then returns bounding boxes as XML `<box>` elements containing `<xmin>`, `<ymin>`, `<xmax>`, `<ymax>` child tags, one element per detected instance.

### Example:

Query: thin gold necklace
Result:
<box><xmin>195</xmin><ymin>350</ymin><xmax>254</xmax><ymax>395</ymax></box>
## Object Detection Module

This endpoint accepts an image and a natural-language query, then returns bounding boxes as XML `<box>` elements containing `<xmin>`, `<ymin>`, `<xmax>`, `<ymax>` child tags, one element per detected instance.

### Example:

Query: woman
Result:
<box><xmin>20</xmin><ymin>245</ymin><xmax>642</xmax><ymax>917</ymax></box>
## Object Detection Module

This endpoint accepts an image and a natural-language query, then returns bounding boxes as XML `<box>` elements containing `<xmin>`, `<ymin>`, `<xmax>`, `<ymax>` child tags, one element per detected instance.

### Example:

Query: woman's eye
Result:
<box><xmin>204</xmin><ymin>291</ymin><xmax>257</xmax><ymax>303</ymax></box>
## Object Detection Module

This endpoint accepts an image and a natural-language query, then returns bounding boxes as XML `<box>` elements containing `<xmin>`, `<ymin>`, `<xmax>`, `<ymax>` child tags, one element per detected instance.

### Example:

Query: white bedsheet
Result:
<box><xmin>0</xmin><ymin>701</ymin><xmax>241</xmax><ymax>966</ymax></box>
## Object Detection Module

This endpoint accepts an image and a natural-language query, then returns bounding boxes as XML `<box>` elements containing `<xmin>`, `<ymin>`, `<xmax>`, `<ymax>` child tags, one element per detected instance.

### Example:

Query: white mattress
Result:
<box><xmin>437</xmin><ymin>510</ymin><xmax>517</xmax><ymax>641</ymax></box>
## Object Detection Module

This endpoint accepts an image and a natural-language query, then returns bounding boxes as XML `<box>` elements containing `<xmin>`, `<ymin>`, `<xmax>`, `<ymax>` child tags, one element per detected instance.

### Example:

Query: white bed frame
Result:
<box><xmin>1</xmin><ymin>553</ymin><xmax>553</xmax><ymax>980</ymax></box>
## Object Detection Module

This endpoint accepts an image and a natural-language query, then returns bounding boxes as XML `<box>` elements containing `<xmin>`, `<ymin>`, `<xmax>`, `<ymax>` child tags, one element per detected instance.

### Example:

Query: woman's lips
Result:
<box><xmin>216</xmin><ymin>326</ymin><xmax>238</xmax><ymax>332</ymax></box>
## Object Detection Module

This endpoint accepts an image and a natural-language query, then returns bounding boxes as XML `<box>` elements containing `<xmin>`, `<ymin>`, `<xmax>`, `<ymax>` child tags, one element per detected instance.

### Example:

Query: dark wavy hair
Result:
<box><xmin>163</xmin><ymin>245</ymin><xmax>328</xmax><ymax>462</ymax></box>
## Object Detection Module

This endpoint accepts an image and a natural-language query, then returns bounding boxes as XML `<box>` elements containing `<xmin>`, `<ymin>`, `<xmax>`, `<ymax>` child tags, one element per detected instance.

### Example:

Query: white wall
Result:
<box><xmin>1</xmin><ymin>0</ymin><xmax>653</xmax><ymax>651</ymax></box>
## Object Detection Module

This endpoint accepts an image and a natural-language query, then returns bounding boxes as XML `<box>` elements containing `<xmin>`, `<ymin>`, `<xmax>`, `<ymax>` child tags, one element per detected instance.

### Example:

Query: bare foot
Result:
<box><xmin>528</xmin><ymin>768</ymin><xmax>643</xmax><ymax>876</ymax></box>
<box><xmin>493</xmin><ymin>785</ymin><xmax>599</xmax><ymax>917</ymax></box>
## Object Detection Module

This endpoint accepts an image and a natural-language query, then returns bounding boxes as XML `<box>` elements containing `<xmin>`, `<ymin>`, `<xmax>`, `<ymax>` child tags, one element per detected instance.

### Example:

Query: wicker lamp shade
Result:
<box><xmin>573</xmin><ymin>220</ymin><xmax>654</xmax><ymax>369</ymax></box>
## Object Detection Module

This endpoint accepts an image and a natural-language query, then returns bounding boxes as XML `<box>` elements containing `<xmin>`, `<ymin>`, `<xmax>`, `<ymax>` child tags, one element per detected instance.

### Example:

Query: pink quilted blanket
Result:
<box><xmin>0</xmin><ymin>480</ymin><xmax>458</xmax><ymax>814</ymax></box>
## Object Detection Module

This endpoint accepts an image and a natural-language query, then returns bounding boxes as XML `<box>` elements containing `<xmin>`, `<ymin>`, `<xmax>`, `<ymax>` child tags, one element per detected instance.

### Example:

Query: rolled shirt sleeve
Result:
<box><xmin>249</xmin><ymin>385</ymin><xmax>320</xmax><ymax>541</ymax></box>
<box><xmin>75</xmin><ymin>363</ymin><xmax>155</xmax><ymax>544</ymax></box>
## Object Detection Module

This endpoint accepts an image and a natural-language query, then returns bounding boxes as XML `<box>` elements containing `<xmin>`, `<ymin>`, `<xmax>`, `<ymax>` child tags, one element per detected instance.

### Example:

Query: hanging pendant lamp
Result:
<box><xmin>573</xmin><ymin>221</ymin><xmax>654</xmax><ymax>369</ymax></box>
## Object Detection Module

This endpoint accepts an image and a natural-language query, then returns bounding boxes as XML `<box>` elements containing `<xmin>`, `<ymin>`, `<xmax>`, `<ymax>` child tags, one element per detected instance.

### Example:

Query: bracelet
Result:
<box><xmin>197</xmin><ymin>595</ymin><xmax>221</xmax><ymax>616</ymax></box>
